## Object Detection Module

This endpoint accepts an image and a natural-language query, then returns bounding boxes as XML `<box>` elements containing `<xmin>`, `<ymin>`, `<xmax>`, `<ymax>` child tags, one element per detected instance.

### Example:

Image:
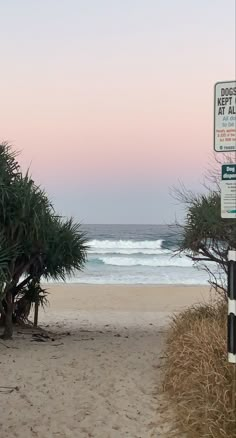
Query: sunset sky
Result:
<box><xmin>1</xmin><ymin>0</ymin><xmax>235</xmax><ymax>223</ymax></box>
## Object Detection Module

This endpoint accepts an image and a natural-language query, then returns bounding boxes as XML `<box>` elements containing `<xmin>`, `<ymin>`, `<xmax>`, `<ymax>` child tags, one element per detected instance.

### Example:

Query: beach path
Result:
<box><xmin>0</xmin><ymin>285</ymin><xmax>209</xmax><ymax>438</ymax></box>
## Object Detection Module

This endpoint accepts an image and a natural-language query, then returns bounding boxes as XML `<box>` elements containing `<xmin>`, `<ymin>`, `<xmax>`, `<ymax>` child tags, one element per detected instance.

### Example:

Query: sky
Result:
<box><xmin>1</xmin><ymin>0</ymin><xmax>235</xmax><ymax>224</ymax></box>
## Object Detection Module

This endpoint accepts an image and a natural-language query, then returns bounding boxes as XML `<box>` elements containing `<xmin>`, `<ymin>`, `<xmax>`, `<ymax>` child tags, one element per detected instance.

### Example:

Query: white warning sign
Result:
<box><xmin>214</xmin><ymin>81</ymin><xmax>236</xmax><ymax>152</ymax></box>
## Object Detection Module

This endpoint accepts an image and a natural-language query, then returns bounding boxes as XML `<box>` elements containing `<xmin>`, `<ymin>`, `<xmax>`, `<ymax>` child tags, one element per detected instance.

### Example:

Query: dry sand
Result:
<box><xmin>0</xmin><ymin>285</ymin><xmax>210</xmax><ymax>438</ymax></box>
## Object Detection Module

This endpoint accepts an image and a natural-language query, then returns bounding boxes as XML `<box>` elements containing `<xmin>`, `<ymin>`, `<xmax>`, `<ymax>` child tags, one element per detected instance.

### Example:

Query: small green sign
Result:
<box><xmin>221</xmin><ymin>164</ymin><xmax>236</xmax><ymax>218</ymax></box>
<box><xmin>222</xmin><ymin>164</ymin><xmax>236</xmax><ymax>181</ymax></box>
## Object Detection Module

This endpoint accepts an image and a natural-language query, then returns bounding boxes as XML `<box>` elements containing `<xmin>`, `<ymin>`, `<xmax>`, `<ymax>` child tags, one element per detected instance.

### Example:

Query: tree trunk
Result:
<box><xmin>0</xmin><ymin>300</ymin><xmax>6</xmax><ymax>326</ymax></box>
<box><xmin>1</xmin><ymin>291</ymin><xmax>13</xmax><ymax>339</ymax></box>
<box><xmin>34</xmin><ymin>301</ymin><xmax>39</xmax><ymax>327</ymax></box>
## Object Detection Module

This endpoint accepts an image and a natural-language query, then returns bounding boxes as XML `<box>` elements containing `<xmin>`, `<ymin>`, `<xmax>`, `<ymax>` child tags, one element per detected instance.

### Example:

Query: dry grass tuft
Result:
<box><xmin>163</xmin><ymin>300</ymin><xmax>236</xmax><ymax>437</ymax></box>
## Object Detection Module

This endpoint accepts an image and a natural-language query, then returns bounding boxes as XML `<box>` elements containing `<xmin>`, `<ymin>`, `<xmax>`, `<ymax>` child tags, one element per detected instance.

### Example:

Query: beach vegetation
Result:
<box><xmin>172</xmin><ymin>163</ymin><xmax>235</xmax><ymax>297</ymax></box>
<box><xmin>163</xmin><ymin>300</ymin><xmax>236</xmax><ymax>437</ymax></box>
<box><xmin>164</xmin><ymin>156</ymin><xmax>236</xmax><ymax>436</ymax></box>
<box><xmin>0</xmin><ymin>143</ymin><xmax>88</xmax><ymax>339</ymax></box>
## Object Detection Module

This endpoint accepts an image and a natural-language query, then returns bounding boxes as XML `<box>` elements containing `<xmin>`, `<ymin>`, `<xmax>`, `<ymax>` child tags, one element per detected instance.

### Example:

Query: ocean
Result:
<box><xmin>64</xmin><ymin>224</ymin><xmax>211</xmax><ymax>285</ymax></box>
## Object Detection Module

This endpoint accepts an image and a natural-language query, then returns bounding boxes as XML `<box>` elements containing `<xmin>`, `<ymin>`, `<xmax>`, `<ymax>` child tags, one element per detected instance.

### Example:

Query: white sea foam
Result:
<box><xmin>90</xmin><ymin>248</ymin><xmax>170</xmax><ymax>255</ymax></box>
<box><xmin>88</xmin><ymin>239</ymin><xmax>164</xmax><ymax>250</ymax></box>
<box><xmin>97</xmin><ymin>255</ymin><xmax>193</xmax><ymax>268</ymax></box>
<box><xmin>49</xmin><ymin>271</ymin><xmax>209</xmax><ymax>285</ymax></box>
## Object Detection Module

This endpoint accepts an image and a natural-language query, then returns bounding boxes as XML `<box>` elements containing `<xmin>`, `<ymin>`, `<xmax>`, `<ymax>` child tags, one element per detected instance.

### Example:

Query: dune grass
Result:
<box><xmin>163</xmin><ymin>300</ymin><xmax>236</xmax><ymax>437</ymax></box>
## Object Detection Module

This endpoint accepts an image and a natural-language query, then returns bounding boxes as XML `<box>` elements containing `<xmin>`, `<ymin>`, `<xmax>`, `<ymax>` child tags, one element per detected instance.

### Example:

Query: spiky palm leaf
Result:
<box><xmin>0</xmin><ymin>233</ymin><xmax>20</xmax><ymax>292</ymax></box>
<box><xmin>15</xmin><ymin>281</ymin><xmax>49</xmax><ymax>321</ymax></box>
<box><xmin>40</xmin><ymin>217</ymin><xmax>88</xmax><ymax>281</ymax></box>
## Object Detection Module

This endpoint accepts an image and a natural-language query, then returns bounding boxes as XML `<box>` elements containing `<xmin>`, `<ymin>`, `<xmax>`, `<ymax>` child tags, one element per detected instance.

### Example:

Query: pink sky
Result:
<box><xmin>1</xmin><ymin>0</ymin><xmax>235</xmax><ymax>223</ymax></box>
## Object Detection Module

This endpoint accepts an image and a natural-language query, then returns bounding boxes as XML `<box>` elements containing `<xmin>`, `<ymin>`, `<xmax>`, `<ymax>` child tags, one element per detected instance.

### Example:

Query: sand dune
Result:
<box><xmin>0</xmin><ymin>285</ymin><xmax>210</xmax><ymax>437</ymax></box>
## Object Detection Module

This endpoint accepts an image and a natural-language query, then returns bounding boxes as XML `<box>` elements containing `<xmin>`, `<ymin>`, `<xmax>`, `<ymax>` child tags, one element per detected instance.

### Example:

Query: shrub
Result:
<box><xmin>163</xmin><ymin>300</ymin><xmax>236</xmax><ymax>437</ymax></box>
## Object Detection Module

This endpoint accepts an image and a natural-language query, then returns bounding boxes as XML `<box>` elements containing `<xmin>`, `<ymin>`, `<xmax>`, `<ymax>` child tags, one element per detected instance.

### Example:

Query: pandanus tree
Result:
<box><xmin>14</xmin><ymin>217</ymin><xmax>88</xmax><ymax>324</ymax></box>
<box><xmin>0</xmin><ymin>143</ymin><xmax>88</xmax><ymax>339</ymax></box>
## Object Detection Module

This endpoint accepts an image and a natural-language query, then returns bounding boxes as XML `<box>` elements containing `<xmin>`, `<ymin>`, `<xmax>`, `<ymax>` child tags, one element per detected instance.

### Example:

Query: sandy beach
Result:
<box><xmin>0</xmin><ymin>284</ymin><xmax>210</xmax><ymax>438</ymax></box>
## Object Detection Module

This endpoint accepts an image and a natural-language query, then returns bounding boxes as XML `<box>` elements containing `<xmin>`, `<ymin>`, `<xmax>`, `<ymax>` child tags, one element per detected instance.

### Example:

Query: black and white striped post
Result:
<box><xmin>213</xmin><ymin>81</ymin><xmax>236</xmax><ymax>364</ymax></box>
<box><xmin>228</xmin><ymin>250</ymin><xmax>236</xmax><ymax>364</ymax></box>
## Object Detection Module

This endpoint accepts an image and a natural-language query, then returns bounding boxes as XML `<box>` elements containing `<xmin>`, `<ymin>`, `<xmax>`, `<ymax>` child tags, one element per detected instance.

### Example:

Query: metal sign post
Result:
<box><xmin>214</xmin><ymin>81</ymin><xmax>236</xmax><ymax>364</ymax></box>
<box><xmin>228</xmin><ymin>251</ymin><xmax>236</xmax><ymax>363</ymax></box>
